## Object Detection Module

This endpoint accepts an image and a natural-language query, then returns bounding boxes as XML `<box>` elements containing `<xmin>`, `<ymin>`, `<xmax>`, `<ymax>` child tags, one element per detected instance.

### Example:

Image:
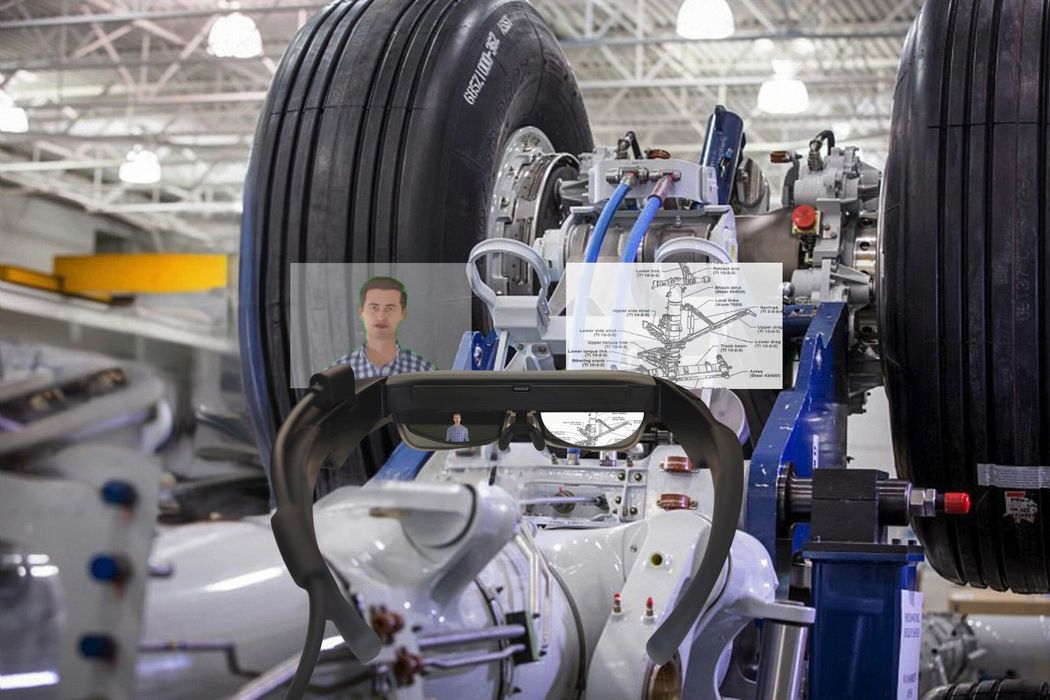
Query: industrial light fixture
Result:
<box><xmin>790</xmin><ymin>37</ymin><xmax>816</xmax><ymax>55</ymax></box>
<box><xmin>757</xmin><ymin>60</ymin><xmax>809</xmax><ymax>114</ymax></box>
<box><xmin>752</xmin><ymin>37</ymin><xmax>775</xmax><ymax>54</ymax></box>
<box><xmin>0</xmin><ymin>88</ymin><xmax>29</xmax><ymax>133</ymax></box>
<box><xmin>675</xmin><ymin>0</ymin><xmax>735</xmax><ymax>39</ymax></box>
<box><xmin>119</xmin><ymin>145</ymin><xmax>162</xmax><ymax>185</ymax></box>
<box><xmin>207</xmin><ymin>10</ymin><xmax>262</xmax><ymax>58</ymax></box>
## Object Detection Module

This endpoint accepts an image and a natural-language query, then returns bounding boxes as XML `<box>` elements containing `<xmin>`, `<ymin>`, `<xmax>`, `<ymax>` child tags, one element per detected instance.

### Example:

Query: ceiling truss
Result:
<box><xmin>0</xmin><ymin>0</ymin><xmax>919</xmax><ymax>249</ymax></box>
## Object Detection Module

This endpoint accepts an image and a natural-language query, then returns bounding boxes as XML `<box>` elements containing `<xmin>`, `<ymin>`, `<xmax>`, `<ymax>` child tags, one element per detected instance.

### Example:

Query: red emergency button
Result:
<box><xmin>792</xmin><ymin>205</ymin><xmax>818</xmax><ymax>232</ymax></box>
<box><xmin>944</xmin><ymin>492</ymin><xmax>971</xmax><ymax>515</ymax></box>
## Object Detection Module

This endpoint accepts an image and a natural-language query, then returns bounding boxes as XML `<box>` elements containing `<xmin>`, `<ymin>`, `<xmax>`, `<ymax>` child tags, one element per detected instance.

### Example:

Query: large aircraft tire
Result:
<box><xmin>238</xmin><ymin>0</ymin><xmax>593</xmax><ymax>487</ymax></box>
<box><xmin>880</xmin><ymin>0</ymin><xmax>1050</xmax><ymax>591</ymax></box>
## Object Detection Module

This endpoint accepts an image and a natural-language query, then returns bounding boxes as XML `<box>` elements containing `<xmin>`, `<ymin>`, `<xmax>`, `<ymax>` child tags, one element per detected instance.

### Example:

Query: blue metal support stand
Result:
<box><xmin>804</xmin><ymin>545</ymin><xmax>923</xmax><ymax>699</ymax></box>
<box><xmin>746</xmin><ymin>302</ymin><xmax>925</xmax><ymax>698</ymax></box>
<box><xmin>746</xmin><ymin>301</ymin><xmax>849</xmax><ymax>561</ymax></box>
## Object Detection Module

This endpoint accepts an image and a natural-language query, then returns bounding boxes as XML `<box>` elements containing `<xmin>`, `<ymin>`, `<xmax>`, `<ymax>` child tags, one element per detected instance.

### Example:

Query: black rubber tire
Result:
<box><xmin>880</xmin><ymin>0</ymin><xmax>1050</xmax><ymax>591</ymax></box>
<box><xmin>923</xmin><ymin>680</ymin><xmax>1050</xmax><ymax>700</ymax></box>
<box><xmin>238</xmin><ymin>0</ymin><xmax>593</xmax><ymax>487</ymax></box>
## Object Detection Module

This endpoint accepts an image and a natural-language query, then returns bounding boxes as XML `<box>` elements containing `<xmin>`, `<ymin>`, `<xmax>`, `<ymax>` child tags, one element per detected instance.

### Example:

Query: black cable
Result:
<box><xmin>285</xmin><ymin>576</ymin><xmax>327</xmax><ymax>700</ymax></box>
<box><xmin>813</xmin><ymin>129</ymin><xmax>836</xmax><ymax>154</ymax></box>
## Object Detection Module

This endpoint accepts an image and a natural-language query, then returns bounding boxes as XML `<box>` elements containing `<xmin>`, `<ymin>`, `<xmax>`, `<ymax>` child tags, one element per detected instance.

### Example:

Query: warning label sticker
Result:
<box><xmin>1004</xmin><ymin>490</ymin><xmax>1039</xmax><ymax>524</ymax></box>
<box><xmin>977</xmin><ymin>463</ymin><xmax>1050</xmax><ymax>489</ymax></box>
<box><xmin>897</xmin><ymin>590</ymin><xmax>923</xmax><ymax>700</ymax></box>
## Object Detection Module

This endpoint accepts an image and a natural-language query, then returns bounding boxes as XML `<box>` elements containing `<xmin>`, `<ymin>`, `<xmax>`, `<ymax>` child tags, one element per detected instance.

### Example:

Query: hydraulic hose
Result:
<box><xmin>583</xmin><ymin>180</ymin><xmax>632</xmax><ymax>263</ymax></box>
<box><xmin>574</xmin><ymin>176</ymin><xmax>635</xmax><ymax>356</ymax></box>
<box><xmin>620</xmin><ymin>175</ymin><xmax>674</xmax><ymax>263</ymax></box>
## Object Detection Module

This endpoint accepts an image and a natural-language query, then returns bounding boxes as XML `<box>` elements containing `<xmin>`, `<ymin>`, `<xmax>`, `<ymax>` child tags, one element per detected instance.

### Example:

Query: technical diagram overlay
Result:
<box><xmin>543</xmin><ymin>411</ymin><xmax>646</xmax><ymax>447</ymax></box>
<box><xmin>565</xmin><ymin>262</ymin><xmax>783</xmax><ymax>389</ymax></box>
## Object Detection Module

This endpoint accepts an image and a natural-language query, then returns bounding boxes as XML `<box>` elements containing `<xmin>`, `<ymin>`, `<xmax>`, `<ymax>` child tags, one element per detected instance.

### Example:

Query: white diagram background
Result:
<box><xmin>542</xmin><ymin>411</ymin><xmax>646</xmax><ymax>447</ymax></box>
<box><xmin>565</xmin><ymin>262</ymin><xmax>783</xmax><ymax>389</ymax></box>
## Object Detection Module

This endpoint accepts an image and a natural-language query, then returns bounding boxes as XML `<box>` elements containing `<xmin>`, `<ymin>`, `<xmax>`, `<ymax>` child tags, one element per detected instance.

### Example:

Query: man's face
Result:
<box><xmin>452</xmin><ymin>414</ymin><xmax>461</xmax><ymax>425</ymax></box>
<box><xmin>360</xmin><ymin>289</ymin><xmax>405</xmax><ymax>342</ymax></box>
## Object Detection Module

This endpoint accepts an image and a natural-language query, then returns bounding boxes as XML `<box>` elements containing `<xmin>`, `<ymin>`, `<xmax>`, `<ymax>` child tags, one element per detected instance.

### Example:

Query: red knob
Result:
<box><xmin>944</xmin><ymin>492</ymin><xmax>971</xmax><ymax>515</ymax></box>
<box><xmin>792</xmin><ymin>205</ymin><xmax>818</xmax><ymax>232</ymax></box>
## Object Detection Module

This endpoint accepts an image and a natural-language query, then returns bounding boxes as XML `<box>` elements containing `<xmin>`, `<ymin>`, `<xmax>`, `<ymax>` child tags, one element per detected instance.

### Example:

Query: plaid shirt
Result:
<box><xmin>330</xmin><ymin>342</ymin><xmax>437</xmax><ymax>378</ymax></box>
<box><xmin>445</xmin><ymin>424</ymin><xmax>470</xmax><ymax>442</ymax></box>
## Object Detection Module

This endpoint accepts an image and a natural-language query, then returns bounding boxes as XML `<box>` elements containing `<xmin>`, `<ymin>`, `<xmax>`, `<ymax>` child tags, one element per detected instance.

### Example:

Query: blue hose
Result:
<box><xmin>620</xmin><ymin>195</ymin><xmax>663</xmax><ymax>262</ymax></box>
<box><xmin>584</xmin><ymin>182</ymin><xmax>631</xmax><ymax>263</ymax></box>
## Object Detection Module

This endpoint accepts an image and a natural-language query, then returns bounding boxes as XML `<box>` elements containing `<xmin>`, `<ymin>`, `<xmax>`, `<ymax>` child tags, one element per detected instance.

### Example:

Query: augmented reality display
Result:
<box><xmin>540</xmin><ymin>411</ymin><xmax>646</xmax><ymax>448</ymax></box>
<box><xmin>565</xmin><ymin>262</ymin><xmax>783</xmax><ymax>390</ymax></box>
<box><xmin>397</xmin><ymin>410</ymin><xmax>507</xmax><ymax>448</ymax></box>
<box><xmin>288</xmin><ymin>263</ymin><xmax>470</xmax><ymax>388</ymax></box>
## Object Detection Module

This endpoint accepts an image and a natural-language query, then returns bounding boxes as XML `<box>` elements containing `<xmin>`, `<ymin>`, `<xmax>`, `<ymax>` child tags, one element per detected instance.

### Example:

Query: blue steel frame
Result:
<box><xmin>804</xmin><ymin>547</ymin><xmax>924</xmax><ymax>699</ymax></box>
<box><xmin>745</xmin><ymin>301</ymin><xmax>849</xmax><ymax>558</ymax></box>
<box><xmin>746</xmin><ymin>301</ymin><xmax>923</xmax><ymax>699</ymax></box>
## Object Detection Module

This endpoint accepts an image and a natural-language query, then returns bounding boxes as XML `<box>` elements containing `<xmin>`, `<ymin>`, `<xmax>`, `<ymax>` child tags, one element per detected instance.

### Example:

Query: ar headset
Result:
<box><xmin>270</xmin><ymin>364</ymin><xmax>744</xmax><ymax>698</ymax></box>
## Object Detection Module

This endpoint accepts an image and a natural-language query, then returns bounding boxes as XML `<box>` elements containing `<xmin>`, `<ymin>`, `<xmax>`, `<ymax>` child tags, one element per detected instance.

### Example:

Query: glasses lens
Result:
<box><xmin>398</xmin><ymin>410</ymin><xmax>509</xmax><ymax>448</ymax></box>
<box><xmin>540</xmin><ymin>412</ymin><xmax>646</xmax><ymax>448</ymax></box>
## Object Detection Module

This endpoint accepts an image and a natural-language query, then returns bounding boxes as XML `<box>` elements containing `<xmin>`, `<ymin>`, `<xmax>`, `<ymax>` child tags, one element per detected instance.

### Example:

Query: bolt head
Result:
<box><xmin>79</xmin><ymin>634</ymin><xmax>117</xmax><ymax>660</ymax></box>
<box><xmin>89</xmin><ymin>554</ymin><xmax>130</xmax><ymax>584</ymax></box>
<box><xmin>908</xmin><ymin>488</ymin><xmax>938</xmax><ymax>518</ymax></box>
<box><xmin>100</xmin><ymin>480</ymin><xmax>137</xmax><ymax>507</ymax></box>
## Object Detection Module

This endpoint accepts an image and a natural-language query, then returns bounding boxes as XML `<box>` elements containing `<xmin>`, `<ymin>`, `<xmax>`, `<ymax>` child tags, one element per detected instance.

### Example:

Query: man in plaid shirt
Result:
<box><xmin>316</xmin><ymin>276</ymin><xmax>436</xmax><ymax>499</ymax></box>
<box><xmin>329</xmin><ymin>276</ymin><xmax>438</xmax><ymax>378</ymax></box>
<box><xmin>444</xmin><ymin>413</ymin><xmax>470</xmax><ymax>442</ymax></box>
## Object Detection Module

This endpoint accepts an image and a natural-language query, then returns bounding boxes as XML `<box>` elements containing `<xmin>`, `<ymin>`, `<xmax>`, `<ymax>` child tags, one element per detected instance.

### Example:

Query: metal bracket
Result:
<box><xmin>745</xmin><ymin>302</ymin><xmax>849</xmax><ymax>561</ymax></box>
<box><xmin>467</xmin><ymin>238</ymin><xmax>552</xmax><ymax>343</ymax></box>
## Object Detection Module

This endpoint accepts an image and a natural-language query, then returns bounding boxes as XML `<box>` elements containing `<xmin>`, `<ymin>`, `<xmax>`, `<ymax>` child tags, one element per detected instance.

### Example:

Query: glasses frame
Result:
<box><xmin>268</xmin><ymin>364</ymin><xmax>744</xmax><ymax>684</ymax></box>
<box><xmin>397</xmin><ymin>406</ymin><xmax>650</xmax><ymax>451</ymax></box>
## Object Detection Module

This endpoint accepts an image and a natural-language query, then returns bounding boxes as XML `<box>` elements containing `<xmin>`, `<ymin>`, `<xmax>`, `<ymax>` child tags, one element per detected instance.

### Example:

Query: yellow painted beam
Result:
<box><xmin>54</xmin><ymin>254</ymin><xmax>228</xmax><ymax>294</ymax></box>
<box><xmin>0</xmin><ymin>264</ymin><xmax>114</xmax><ymax>303</ymax></box>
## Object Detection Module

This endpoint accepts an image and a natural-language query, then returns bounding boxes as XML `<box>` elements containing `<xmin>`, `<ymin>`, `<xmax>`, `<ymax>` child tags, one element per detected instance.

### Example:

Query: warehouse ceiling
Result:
<box><xmin>0</xmin><ymin>0</ymin><xmax>919</xmax><ymax>249</ymax></box>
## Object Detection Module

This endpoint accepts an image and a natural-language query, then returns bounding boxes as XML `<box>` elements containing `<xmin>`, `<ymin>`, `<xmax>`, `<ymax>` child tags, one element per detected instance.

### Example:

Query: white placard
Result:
<box><xmin>897</xmin><ymin>589</ymin><xmax>923</xmax><ymax>700</ymax></box>
<box><xmin>977</xmin><ymin>463</ymin><xmax>1050</xmax><ymax>489</ymax></box>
